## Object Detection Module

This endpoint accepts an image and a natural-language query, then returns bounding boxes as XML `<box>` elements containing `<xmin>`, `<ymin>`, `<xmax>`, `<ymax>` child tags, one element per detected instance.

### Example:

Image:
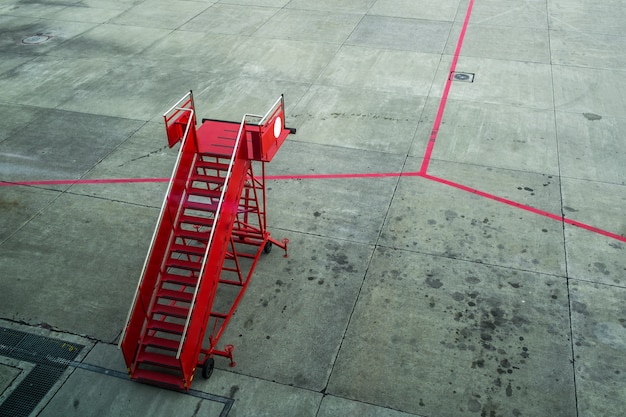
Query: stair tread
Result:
<box><xmin>170</xmin><ymin>242</ymin><xmax>206</xmax><ymax>256</ymax></box>
<box><xmin>152</xmin><ymin>303</ymin><xmax>190</xmax><ymax>318</ymax></box>
<box><xmin>191</xmin><ymin>173</ymin><xmax>226</xmax><ymax>184</ymax></box>
<box><xmin>166</xmin><ymin>258</ymin><xmax>202</xmax><ymax>271</ymax></box>
<box><xmin>157</xmin><ymin>287</ymin><xmax>194</xmax><ymax>302</ymax></box>
<box><xmin>137</xmin><ymin>350</ymin><xmax>180</xmax><ymax>369</ymax></box>
<box><xmin>161</xmin><ymin>273</ymin><xmax>198</xmax><ymax>287</ymax></box>
<box><xmin>195</xmin><ymin>159</ymin><xmax>230</xmax><ymax>171</ymax></box>
<box><xmin>147</xmin><ymin>319</ymin><xmax>184</xmax><ymax>334</ymax></box>
<box><xmin>175</xmin><ymin>226</ymin><xmax>209</xmax><ymax>242</ymax></box>
<box><xmin>131</xmin><ymin>368</ymin><xmax>185</xmax><ymax>389</ymax></box>
<box><xmin>183</xmin><ymin>199</ymin><xmax>219</xmax><ymax>212</ymax></box>
<box><xmin>187</xmin><ymin>187</ymin><xmax>221</xmax><ymax>199</ymax></box>
<box><xmin>179</xmin><ymin>213</ymin><xmax>215</xmax><ymax>228</ymax></box>
<box><xmin>143</xmin><ymin>335</ymin><xmax>181</xmax><ymax>351</ymax></box>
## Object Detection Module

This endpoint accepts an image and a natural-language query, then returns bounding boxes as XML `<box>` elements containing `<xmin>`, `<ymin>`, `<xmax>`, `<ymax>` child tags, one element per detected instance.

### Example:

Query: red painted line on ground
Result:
<box><xmin>266</xmin><ymin>172</ymin><xmax>403</xmax><ymax>181</ymax></box>
<box><xmin>423</xmin><ymin>174</ymin><xmax>626</xmax><ymax>243</ymax></box>
<box><xmin>3</xmin><ymin>170</ymin><xmax>624</xmax><ymax>242</ymax></box>
<box><xmin>420</xmin><ymin>0</ymin><xmax>475</xmax><ymax>175</ymax></box>
<box><xmin>0</xmin><ymin>178</ymin><xmax>169</xmax><ymax>187</ymax></box>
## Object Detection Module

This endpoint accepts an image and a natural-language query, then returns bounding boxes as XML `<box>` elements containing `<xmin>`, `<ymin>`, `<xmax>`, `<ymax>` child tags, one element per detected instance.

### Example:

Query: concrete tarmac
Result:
<box><xmin>1</xmin><ymin>1</ymin><xmax>625</xmax><ymax>416</ymax></box>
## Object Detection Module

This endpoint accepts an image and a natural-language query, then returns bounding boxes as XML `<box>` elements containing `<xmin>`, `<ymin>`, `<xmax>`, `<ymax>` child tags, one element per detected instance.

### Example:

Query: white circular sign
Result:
<box><xmin>273</xmin><ymin>116</ymin><xmax>282</xmax><ymax>138</ymax></box>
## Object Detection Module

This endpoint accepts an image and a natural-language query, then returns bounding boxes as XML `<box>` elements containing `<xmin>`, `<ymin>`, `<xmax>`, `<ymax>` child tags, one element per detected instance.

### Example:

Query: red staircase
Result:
<box><xmin>119</xmin><ymin>92</ymin><xmax>292</xmax><ymax>390</ymax></box>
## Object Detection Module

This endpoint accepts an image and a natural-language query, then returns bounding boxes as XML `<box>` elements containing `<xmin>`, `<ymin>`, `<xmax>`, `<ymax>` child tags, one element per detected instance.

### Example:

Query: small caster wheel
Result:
<box><xmin>263</xmin><ymin>242</ymin><xmax>273</xmax><ymax>254</ymax></box>
<box><xmin>202</xmin><ymin>357</ymin><xmax>215</xmax><ymax>379</ymax></box>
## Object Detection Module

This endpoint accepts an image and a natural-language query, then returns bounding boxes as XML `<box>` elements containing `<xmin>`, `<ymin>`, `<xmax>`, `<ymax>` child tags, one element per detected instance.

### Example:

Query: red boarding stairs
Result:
<box><xmin>119</xmin><ymin>91</ymin><xmax>293</xmax><ymax>390</ymax></box>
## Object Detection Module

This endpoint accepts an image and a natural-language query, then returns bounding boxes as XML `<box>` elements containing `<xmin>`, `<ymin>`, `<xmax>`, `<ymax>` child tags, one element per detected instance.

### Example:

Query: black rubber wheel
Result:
<box><xmin>202</xmin><ymin>357</ymin><xmax>215</xmax><ymax>379</ymax></box>
<box><xmin>263</xmin><ymin>242</ymin><xmax>273</xmax><ymax>254</ymax></box>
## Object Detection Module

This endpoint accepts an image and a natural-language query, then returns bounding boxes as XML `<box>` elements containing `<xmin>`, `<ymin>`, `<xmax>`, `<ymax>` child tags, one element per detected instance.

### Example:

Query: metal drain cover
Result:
<box><xmin>450</xmin><ymin>72</ymin><xmax>475</xmax><ymax>83</ymax></box>
<box><xmin>22</xmin><ymin>34</ymin><xmax>52</xmax><ymax>45</ymax></box>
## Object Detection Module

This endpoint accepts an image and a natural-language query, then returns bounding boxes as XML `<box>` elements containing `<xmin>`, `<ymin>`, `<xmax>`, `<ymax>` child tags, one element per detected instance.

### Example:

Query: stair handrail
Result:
<box><xmin>175</xmin><ymin>96</ymin><xmax>283</xmax><ymax>360</ymax></box>
<box><xmin>118</xmin><ymin>91</ymin><xmax>195</xmax><ymax>349</ymax></box>
<box><xmin>175</xmin><ymin>111</ymin><xmax>257</xmax><ymax>360</ymax></box>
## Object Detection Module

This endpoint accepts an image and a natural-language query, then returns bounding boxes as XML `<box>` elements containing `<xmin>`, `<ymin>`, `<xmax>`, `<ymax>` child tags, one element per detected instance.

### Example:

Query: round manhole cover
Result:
<box><xmin>22</xmin><ymin>34</ymin><xmax>52</xmax><ymax>45</ymax></box>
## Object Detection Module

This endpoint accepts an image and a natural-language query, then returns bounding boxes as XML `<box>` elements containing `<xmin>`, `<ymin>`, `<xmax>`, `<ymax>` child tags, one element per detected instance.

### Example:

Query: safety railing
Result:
<box><xmin>118</xmin><ymin>92</ymin><xmax>195</xmax><ymax>353</ymax></box>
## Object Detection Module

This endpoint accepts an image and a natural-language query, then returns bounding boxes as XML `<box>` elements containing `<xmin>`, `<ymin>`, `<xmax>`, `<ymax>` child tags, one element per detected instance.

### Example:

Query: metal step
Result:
<box><xmin>166</xmin><ymin>258</ymin><xmax>202</xmax><ymax>272</ymax></box>
<box><xmin>132</xmin><ymin>368</ymin><xmax>185</xmax><ymax>390</ymax></box>
<box><xmin>146</xmin><ymin>319</ymin><xmax>184</xmax><ymax>335</ymax></box>
<box><xmin>152</xmin><ymin>303</ymin><xmax>190</xmax><ymax>319</ymax></box>
<box><xmin>195</xmin><ymin>158</ymin><xmax>230</xmax><ymax>171</ymax></box>
<box><xmin>188</xmin><ymin>186</ymin><xmax>221</xmax><ymax>199</ymax></box>
<box><xmin>157</xmin><ymin>287</ymin><xmax>194</xmax><ymax>303</ymax></box>
<box><xmin>137</xmin><ymin>350</ymin><xmax>180</xmax><ymax>369</ymax></box>
<box><xmin>179</xmin><ymin>213</ymin><xmax>215</xmax><ymax>228</ymax></box>
<box><xmin>170</xmin><ymin>242</ymin><xmax>206</xmax><ymax>257</ymax></box>
<box><xmin>161</xmin><ymin>273</ymin><xmax>198</xmax><ymax>287</ymax></box>
<box><xmin>143</xmin><ymin>335</ymin><xmax>181</xmax><ymax>351</ymax></box>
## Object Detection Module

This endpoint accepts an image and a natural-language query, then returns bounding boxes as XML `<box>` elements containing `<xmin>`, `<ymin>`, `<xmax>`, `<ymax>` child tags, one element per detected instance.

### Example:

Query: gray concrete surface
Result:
<box><xmin>1</xmin><ymin>0</ymin><xmax>625</xmax><ymax>416</ymax></box>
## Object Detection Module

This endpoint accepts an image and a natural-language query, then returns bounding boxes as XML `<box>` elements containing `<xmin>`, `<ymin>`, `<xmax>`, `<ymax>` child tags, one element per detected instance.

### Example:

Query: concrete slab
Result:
<box><xmin>196</xmin><ymin>369</ymin><xmax>322</xmax><ymax>417</ymax></box>
<box><xmin>0</xmin><ymin>185</ymin><xmax>61</xmax><ymax>243</ymax></box>
<box><xmin>34</xmin><ymin>341</ymin><xmax>227</xmax><ymax>417</ymax></box>
<box><xmin>286</xmin><ymin>0</ymin><xmax>376</xmax><ymax>14</ymax></box>
<box><xmin>548</xmin><ymin>0</ymin><xmax>626</xmax><ymax>35</ymax></box>
<box><xmin>0</xmin><ymin>55</ymin><xmax>112</xmax><ymax>109</ymax></box>
<box><xmin>556</xmin><ymin>112</ymin><xmax>626</xmax><ymax>184</ymax></box>
<box><xmin>553</xmin><ymin>65</ymin><xmax>626</xmax><ymax>118</ymax></box>
<box><xmin>180</xmin><ymin>4</ymin><xmax>278</xmax><ymax>35</ymax></box>
<box><xmin>292</xmin><ymin>84</ymin><xmax>425</xmax><ymax>154</ymax></box>
<box><xmin>0</xmin><ymin>15</ymin><xmax>96</xmax><ymax>56</ymax></box>
<box><xmin>446</xmin><ymin>22</ymin><xmax>551</xmax><ymax>63</ymax></box>
<box><xmin>46</xmin><ymin>23</ymin><xmax>171</xmax><ymax>60</ymax></box>
<box><xmin>0</xmin><ymin>109</ymin><xmax>143</xmax><ymax>183</ymax></box>
<box><xmin>232</xmin><ymin>37</ymin><xmax>342</xmax><ymax>83</ymax></box>
<box><xmin>56</xmin><ymin>61</ymin><xmax>216</xmax><ymax>121</ymax></box>
<box><xmin>466</xmin><ymin>0</ymin><xmax>548</xmax><ymax>29</ymax></box>
<box><xmin>67</xmin><ymin>121</ymin><xmax>174</xmax><ymax>208</ymax></box>
<box><xmin>0</xmin><ymin>2</ymin><xmax>68</xmax><ymax>19</ymax></box>
<box><xmin>254</xmin><ymin>9</ymin><xmax>362</xmax><ymax>44</ymax></box>
<box><xmin>39</xmin><ymin>368</ymin><xmax>226</xmax><ymax>417</ymax></box>
<box><xmin>47</xmin><ymin>5</ymin><xmax>128</xmax><ymax>24</ymax></box>
<box><xmin>425</xmin><ymin>158</ymin><xmax>563</xmax><ymax>214</ymax></box>
<box><xmin>217</xmin><ymin>231</ymin><xmax>373</xmax><ymax>390</ymax></box>
<box><xmin>0</xmin><ymin>193</ymin><xmax>158</xmax><ymax>341</ymax></box>
<box><xmin>138</xmin><ymin>31</ymin><xmax>249</xmax><ymax>74</ymax></box>
<box><xmin>369</xmin><ymin>0</ymin><xmax>459</xmax><ymax>22</ymax></box>
<box><xmin>318</xmin><ymin>45</ymin><xmax>442</xmax><ymax>96</ymax></box>
<box><xmin>549</xmin><ymin>30</ymin><xmax>626</xmax><ymax>70</ymax></box>
<box><xmin>220</xmin><ymin>0</ymin><xmax>290</xmax><ymax>7</ymax></box>
<box><xmin>569</xmin><ymin>281</ymin><xmax>626</xmax><ymax>417</ymax></box>
<box><xmin>0</xmin><ymin>103</ymin><xmax>44</xmax><ymax>143</ymax></box>
<box><xmin>328</xmin><ymin>247</ymin><xmax>576</xmax><ymax>417</ymax></box>
<box><xmin>562</xmin><ymin>178</ymin><xmax>626</xmax><ymax>286</ymax></box>
<box><xmin>0</xmin><ymin>54</ymin><xmax>35</xmax><ymax>81</ymax></box>
<box><xmin>436</xmin><ymin>55</ymin><xmax>554</xmax><ymax>110</ymax></box>
<box><xmin>265</xmin><ymin>142</ymin><xmax>404</xmax><ymax>243</ymax></box>
<box><xmin>0</xmin><ymin>361</ymin><xmax>22</xmax><ymax>397</ymax></box>
<box><xmin>193</xmin><ymin>76</ymin><xmax>311</xmax><ymax>122</ymax></box>
<box><xmin>109</xmin><ymin>0</ymin><xmax>211</xmax><ymax>30</ymax></box>
<box><xmin>412</xmin><ymin>98</ymin><xmax>559</xmax><ymax>175</ymax></box>
<box><xmin>317</xmin><ymin>395</ymin><xmax>419</xmax><ymax>417</ymax></box>
<box><xmin>347</xmin><ymin>15</ymin><xmax>452</xmax><ymax>54</ymax></box>
<box><xmin>381</xmin><ymin>159</ymin><xmax>566</xmax><ymax>275</ymax></box>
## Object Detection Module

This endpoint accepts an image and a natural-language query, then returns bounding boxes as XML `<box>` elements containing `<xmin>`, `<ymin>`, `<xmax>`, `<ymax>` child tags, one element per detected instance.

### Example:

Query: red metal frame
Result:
<box><xmin>119</xmin><ymin>91</ymin><xmax>291</xmax><ymax>390</ymax></box>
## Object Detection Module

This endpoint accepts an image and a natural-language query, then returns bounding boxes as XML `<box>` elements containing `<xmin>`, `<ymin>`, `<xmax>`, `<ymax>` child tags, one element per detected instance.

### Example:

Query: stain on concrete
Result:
<box><xmin>425</xmin><ymin>275</ymin><xmax>443</xmax><ymax>289</ymax></box>
<box><xmin>583</xmin><ymin>112</ymin><xmax>602</xmax><ymax>121</ymax></box>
